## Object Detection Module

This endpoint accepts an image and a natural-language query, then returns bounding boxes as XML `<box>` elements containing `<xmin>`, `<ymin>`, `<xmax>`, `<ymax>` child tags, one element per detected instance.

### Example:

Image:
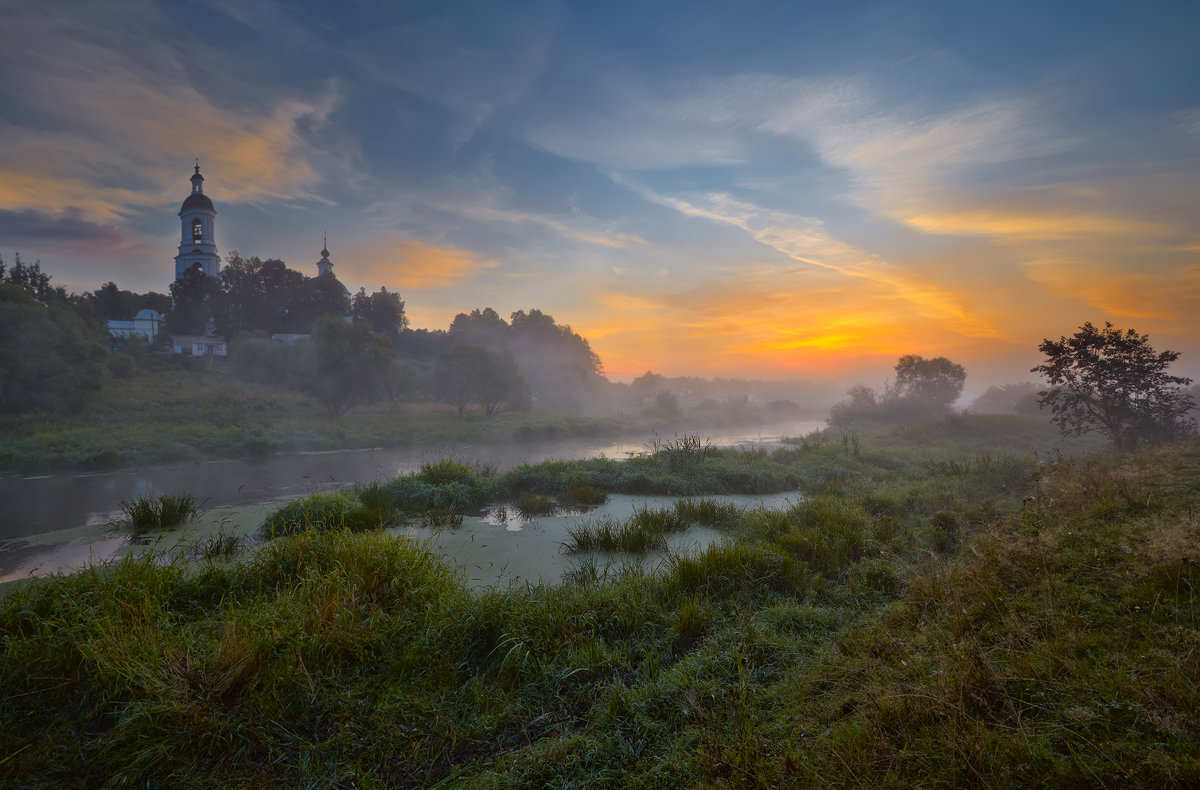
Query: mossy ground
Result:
<box><xmin>3</xmin><ymin>419</ymin><xmax>1195</xmax><ymax>787</ymax></box>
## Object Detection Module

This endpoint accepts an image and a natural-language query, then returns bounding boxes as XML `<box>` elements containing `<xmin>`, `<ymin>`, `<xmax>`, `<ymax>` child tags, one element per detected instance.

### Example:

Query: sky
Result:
<box><xmin>2</xmin><ymin>0</ymin><xmax>1198</xmax><ymax>387</ymax></box>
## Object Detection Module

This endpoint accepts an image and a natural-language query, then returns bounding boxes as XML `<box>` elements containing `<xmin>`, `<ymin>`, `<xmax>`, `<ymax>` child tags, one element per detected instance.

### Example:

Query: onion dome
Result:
<box><xmin>181</xmin><ymin>162</ymin><xmax>215</xmax><ymax>212</ymax></box>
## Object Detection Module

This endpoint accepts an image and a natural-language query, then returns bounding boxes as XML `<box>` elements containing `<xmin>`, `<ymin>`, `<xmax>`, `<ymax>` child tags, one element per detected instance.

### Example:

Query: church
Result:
<box><xmin>174</xmin><ymin>161</ymin><xmax>342</xmax><ymax>283</ymax></box>
<box><xmin>165</xmin><ymin>163</ymin><xmax>345</xmax><ymax>355</ymax></box>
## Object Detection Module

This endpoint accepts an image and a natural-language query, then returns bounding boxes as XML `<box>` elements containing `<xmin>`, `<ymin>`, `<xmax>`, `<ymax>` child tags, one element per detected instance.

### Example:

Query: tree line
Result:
<box><xmin>827</xmin><ymin>327</ymin><xmax>1196</xmax><ymax>451</ymax></box>
<box><xmin>0</xmin><ymin>252</ymin><xmax>606</xmax><ymax>420</ymax></box>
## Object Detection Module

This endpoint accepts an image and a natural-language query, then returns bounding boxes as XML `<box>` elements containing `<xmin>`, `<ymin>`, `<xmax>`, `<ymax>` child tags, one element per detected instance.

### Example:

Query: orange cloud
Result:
<box><xmin>343</xmin><ymin>235</ymin><xmax>497</xmax><ymax>289</ymax></box>
<box><xmin>1023</xmin><ymin>258</ymin><xmax>1200</xmax><ymax>322</ymax></box>
<box><xmin>0</xmin><ymin>10</ymin><xmax>345</xmax><ymax>221</ymax></box>
<box><xmin>902</xmin><ymin>209</ymin><xmax>1169</xmax><ymax>241</ymax></box>
<box><xmin>567</xmin><ymin>265</ymin><xmax>998</xmax><ymax>382</ymax></box>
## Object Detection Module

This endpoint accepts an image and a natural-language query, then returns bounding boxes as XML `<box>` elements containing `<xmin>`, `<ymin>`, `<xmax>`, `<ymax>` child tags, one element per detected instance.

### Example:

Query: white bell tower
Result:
<box><xmin>174</xmin><ymin>161</ymin><xmax>220</xmax><ymax>280</ymax></box>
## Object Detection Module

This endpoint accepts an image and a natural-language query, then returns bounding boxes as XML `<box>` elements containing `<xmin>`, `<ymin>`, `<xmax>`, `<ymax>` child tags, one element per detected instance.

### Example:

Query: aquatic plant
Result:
<box><xmin>115</xmin><ymin>492</ymin><xmax>198</xmax><ymax>536</ymax></box>
<box><xmin>259</xmin><ymin>491</ymin><xmax>376</xmax><ymax>538</ymax></box>
<box><xmin>515</xmin><ymin>493</ymin><xmax>555</xmax><ymax>517</ymax></box>
<box><xmin>189</xmin><ymin>530</ymin><xmax>243</xmax><ymax>561</ymax></box>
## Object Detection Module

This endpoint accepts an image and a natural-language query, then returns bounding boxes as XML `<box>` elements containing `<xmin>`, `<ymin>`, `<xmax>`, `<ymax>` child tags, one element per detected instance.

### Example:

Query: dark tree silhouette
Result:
<box><xmin>308</xmin><ymin>316</ymin><xmax>395</xmax><ymax>417</ymax></box>
<box><xmin>167</xmin><ymin>263</ymin><xmax>219</xmax><ymax>335</ymax></box>
<box><xmin>1033</xmin><ymin>322</ymin><xmax>1196</xmax><ymax>449</ymax></box>
<box><xmin>434</xmin><ymin>344</ymin><xmax>529</xmax><ymax>417</ymax></box>
<box><xmin>90</xmin><ymin>282</ymin><xmax>169</xmax><ymax>321</ymax></box>
<box><xmin>0</xmin><ymin>284</ymin><xmax>107</xmax><ymax>413</ymax></box>
<box><xmin>893</xmin><ymin>355</ymin><xmax>966</xmax><ymax>411</ymax></box>
<box><xmin>0</xmin><ymin>253</ymin><xmax>66</xmax><ymax>303</ymax></box>
<box><xmin>351</xmin><ymin>286</ymin><xmax>407</xmax><ymax>338</ymax></box>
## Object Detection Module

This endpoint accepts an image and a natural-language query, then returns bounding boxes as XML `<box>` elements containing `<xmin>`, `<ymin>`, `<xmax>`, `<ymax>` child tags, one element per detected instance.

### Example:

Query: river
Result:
<box><xmin>0</xmin><ymin>421</ymin><xmax>824</xmax><ymax>586</ymax></box>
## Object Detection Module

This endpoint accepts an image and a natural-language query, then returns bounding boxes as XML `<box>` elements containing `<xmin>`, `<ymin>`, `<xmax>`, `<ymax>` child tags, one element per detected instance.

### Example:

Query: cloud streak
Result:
<box><xmin>617</xmin><ymin>178</ymin><xmax>1003</xmax><ymax>340</ymax></box>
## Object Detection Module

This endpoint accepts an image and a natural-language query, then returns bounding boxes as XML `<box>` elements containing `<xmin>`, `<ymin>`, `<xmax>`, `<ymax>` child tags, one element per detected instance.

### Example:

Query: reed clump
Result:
<box><xmin>114</xmin><ymin>492</ymin><xmax>199</xmax><ymax>537</ymax></box>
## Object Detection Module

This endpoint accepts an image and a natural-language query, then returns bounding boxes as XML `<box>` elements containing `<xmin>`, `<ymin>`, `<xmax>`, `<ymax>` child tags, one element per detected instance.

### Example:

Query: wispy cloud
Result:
<box><xmin>0</xmin><ymin>5</ymin><xmax>353</xmax><ymax>222</ymax></box>
<box><xmin>616</xmin><ymin>178</ymin><xmax>1003</xmax><ymax>340</ymax></box>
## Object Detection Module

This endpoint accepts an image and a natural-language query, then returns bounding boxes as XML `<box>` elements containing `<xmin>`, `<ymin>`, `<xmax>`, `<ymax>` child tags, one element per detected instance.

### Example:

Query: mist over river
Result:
<box><xmin>0</xmin><ymin>421</ymin><xmax>822</xmax><ymax>585</ymax></box>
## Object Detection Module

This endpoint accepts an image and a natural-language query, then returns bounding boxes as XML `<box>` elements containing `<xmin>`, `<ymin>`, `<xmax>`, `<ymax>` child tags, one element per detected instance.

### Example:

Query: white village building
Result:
<box><xmin>106</xmin><ymin>308</ymin><xmax>165</xmax><ymax>343</ymax></box>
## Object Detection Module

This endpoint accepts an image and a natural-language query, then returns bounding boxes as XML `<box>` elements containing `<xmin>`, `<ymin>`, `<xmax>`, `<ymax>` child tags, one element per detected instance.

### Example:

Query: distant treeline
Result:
<box><xmin>0</xmin><ymin>252</ymin><xmax>860</xmax><ymax>423</ymax></box>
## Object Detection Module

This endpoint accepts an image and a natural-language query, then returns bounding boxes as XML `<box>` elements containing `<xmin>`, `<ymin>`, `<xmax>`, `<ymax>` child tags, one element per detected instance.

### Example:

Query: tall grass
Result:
<box><xmin>113</xmin><ymin>492</ymin><xmax>198</xmax><ymax>537</ymax></box>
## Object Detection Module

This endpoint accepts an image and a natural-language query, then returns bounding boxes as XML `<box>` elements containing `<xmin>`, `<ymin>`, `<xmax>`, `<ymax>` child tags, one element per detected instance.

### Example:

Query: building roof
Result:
<box><xmin>180</xmin><ymin>192</ymin><xmax>215</xmax><ymax>212</ymax></box>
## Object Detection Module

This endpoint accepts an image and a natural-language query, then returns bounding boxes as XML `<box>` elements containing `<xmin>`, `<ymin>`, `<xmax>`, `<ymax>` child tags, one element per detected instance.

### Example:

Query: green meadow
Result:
<box><xmin>2</xmin><ymin>417</ymin><xmax>1197</xmax><ymax>787</ymax></box>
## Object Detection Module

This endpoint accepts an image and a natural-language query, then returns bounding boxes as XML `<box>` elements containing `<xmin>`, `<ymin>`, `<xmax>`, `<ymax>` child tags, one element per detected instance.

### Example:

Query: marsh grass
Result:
<box><xmin>188</xmin><ymin>530</ymin><xmax>243</xmax><ymax>562</ymax></box>
<box><xmin>562</xmin><ymin>502</ymin><xmax>701</xmax><ymax>555</ymax></box>
<box><xmin>558</xmin><ymin>484</ymin><xmax>608</xmax><ymax>506</ymax></box>
<box><xmin>113</xmin><ymin>492</ymin><xmax>199</xmax><ymax>537</ymax></box>
<box><xmin>564</xmin><ymin>515</ymin><xmax>668</xmax><ymax>554</ymax></box>
<box><xmin>4</xmin><ymin>425</ymin><xmax>1195</xmax><ymax>788</ymax></box>
<box><xmin>674</xmin><ymin>497</ymin><xmax>743</xmax><ymax>527</ymax></box>
<box><xmin>515</xmin><ymin>493</ymin><xmax>555</xmax><ymax>518</ymax></box>
<box><xmin>421</xmin><ymin>506</ymin><xmax>465</xmax><ymax>528</ymax></box>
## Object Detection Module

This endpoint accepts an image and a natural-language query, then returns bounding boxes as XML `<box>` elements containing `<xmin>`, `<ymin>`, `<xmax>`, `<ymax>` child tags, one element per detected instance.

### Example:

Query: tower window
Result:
<box><xmin>191</xmin><ymin>218</ymin><xmax>202</xmax><ymax>243</ymax></box>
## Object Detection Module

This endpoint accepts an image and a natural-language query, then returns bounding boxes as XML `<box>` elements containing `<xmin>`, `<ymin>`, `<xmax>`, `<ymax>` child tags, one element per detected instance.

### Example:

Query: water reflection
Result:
<box><xmin>0</xmin><ymin>421</ymin><xmax>821</xmax><ymax>584</ymax></box>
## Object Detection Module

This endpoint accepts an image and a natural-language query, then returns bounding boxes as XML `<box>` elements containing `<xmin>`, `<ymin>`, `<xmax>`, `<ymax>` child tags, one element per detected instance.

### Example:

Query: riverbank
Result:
<box><xmin>7</xmin><ymin>419</ymin><xmax>1190</xmax><ymax>787</ymax></box>
<box><xmin>0</xmin><ymin>366</ymin><xmax>830</xmax><ymax>474</ymax></box>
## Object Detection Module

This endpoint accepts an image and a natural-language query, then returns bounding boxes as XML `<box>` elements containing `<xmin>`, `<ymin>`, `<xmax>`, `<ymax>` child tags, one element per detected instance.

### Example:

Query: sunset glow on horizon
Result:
<box><xmin>2</xmin><ymin>1</ymin><xmax>1198</xmax><ymax>386</ymax></box>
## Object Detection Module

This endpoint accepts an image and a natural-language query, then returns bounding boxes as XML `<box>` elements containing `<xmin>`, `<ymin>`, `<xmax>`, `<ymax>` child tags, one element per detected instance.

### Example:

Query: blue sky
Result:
<box><xmin>2</xmin><ymin>0</ymin><xmax>1198</xmax><ymax>383</ymax></box>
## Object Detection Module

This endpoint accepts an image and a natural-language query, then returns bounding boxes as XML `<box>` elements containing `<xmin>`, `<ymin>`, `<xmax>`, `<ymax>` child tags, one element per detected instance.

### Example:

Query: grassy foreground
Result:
<box><xmin>2</xmin><ymin>428</ymin><xmax>1197</xmax><ymax>787</ymax></box>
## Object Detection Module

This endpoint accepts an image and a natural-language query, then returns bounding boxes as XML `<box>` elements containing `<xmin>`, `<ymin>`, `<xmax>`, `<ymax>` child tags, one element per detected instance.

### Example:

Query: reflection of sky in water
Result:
<box><xmin>1</xmin><ymin>491</ymin><xmax>801</xmax><ymax>591</ymax></box>
<box><xmin>401</xmin><ymin>492</ymin><xmax>800</xmax><ymax>590</ymax></box>
<box><xmin>0</xmin><ymin>427</ymin><xmax>821</xmax><ymax>589</ymax></box>
<box><xmin>0</xmin><ymin>421</ymin><xmax>822</xmax><ymax>542</ymax></box>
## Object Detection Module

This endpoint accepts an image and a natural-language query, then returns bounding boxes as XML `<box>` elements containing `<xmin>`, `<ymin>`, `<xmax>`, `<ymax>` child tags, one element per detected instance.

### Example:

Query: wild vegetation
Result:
<box><xmin>6</xmin><ymin>413</ymin><xmax>1196</xmax><ymax>787</ymax></box>
<box><xmin>1033</xmin><ymin>321</ymin><xmax>1196</xmax><ymax>449</ymax></box>
<box><xmin>110</xmin><ymin>492</ymin><xmax>200</xmax><ymax>539</ymax></box>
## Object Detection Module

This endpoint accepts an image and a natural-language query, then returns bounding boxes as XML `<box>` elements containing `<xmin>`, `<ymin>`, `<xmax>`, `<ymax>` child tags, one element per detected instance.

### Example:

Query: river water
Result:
<box><xmin>0</xmin><ymin>421</ymin><xmax>823</xmax><ymax>586</ymax></box>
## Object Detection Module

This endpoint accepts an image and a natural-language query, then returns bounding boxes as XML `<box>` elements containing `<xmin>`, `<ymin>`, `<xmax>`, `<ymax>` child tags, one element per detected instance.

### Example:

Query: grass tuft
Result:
<box><xmin>113</xmin><ymin>492</ymin><xmax>198</xmax><ymax>537</ymax></box>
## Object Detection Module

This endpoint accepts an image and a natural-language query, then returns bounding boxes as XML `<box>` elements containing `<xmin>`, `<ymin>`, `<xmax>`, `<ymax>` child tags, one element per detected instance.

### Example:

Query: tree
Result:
<box><xmin>215</xmin><ymin>253</ymin><xmax>308</xmax><ymax>336</ymax></box>
<box><xmin>893</xmin><ymin>355</ymin><xmax>966</xmax><ymax>411</ymax></box>
<box><xmin>351</xmin><ymin>286</ymin><xmax>407</xmax><ymax>338</ymax></box>
<box><xmin>474</xmin><ymin>349</ymin><xmax>529</xmax><ymax>416</ymax></box>
<box><xmin>166</xmin><ymin>263</ymin><xmax>219</xmax><ymax>335</ymax></box>
<box><xmin>448</xmin><ymin>307</ymin><xmax>510</xmax><ymax>346</ymax></box>
<box><xmin>825</xmin><ymin>356</ymin><xmax>966</xmax><ymax>426</ymax></box>
<box><xmin>90</xmin><ymin>282</ymin><xmax>170</xmax><ymax>321</ymax></box>
<box><xmin>970</xmin><ymin>382</ymin><xmax>1042</xmax><ymax>415</ymax></box>
<box><xmin>300</xmin><ymin>271</ymin><xmax>351</xmax><ymax>329</ymax></box>
<box><xmin>630</xmin><ymin>371</ymin><xmax>669</xmax><ymax>403</ymax></box>
<box><xmin>433</xmin><ymin>344</ymin><xmax>529</xmax><ymax>417</ymax></box>
<box><xmin>0</xmin><ymin>285</ymin><xmax>107</xmax><ymax>413</ymax></box>
<box><xmin>827</xmin><ymin>384</ymin><xmax>879</xmax><ymax>426</ymax></box>
<box><xmin>1033</xmin><ymin>322</ymin><xmax>1196</xmax><ymax>450</ymax></box>
<box><xmin>308</xmin><ymin>316</ymin><xmax>395</xmax><ymax>417</ymax></box>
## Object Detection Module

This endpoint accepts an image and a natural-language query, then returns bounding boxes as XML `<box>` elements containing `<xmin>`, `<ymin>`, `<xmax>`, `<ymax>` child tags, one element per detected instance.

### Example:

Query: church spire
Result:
<box><xmin>176</xmin><ymin>161</ymin><xmax>219</xmax><ymax>279</ymax></box>
<box><xmin>316</xmin><ymin>233</ymin><xmax>334</xmax><ymax>276</ymax></box>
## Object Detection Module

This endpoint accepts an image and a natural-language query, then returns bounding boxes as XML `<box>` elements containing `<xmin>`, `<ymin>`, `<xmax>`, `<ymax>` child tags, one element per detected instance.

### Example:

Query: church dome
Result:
<box><xmin>180</xmin><ymin>192</ymin><xmax>215</xmax><ymax>212</ymax></box>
